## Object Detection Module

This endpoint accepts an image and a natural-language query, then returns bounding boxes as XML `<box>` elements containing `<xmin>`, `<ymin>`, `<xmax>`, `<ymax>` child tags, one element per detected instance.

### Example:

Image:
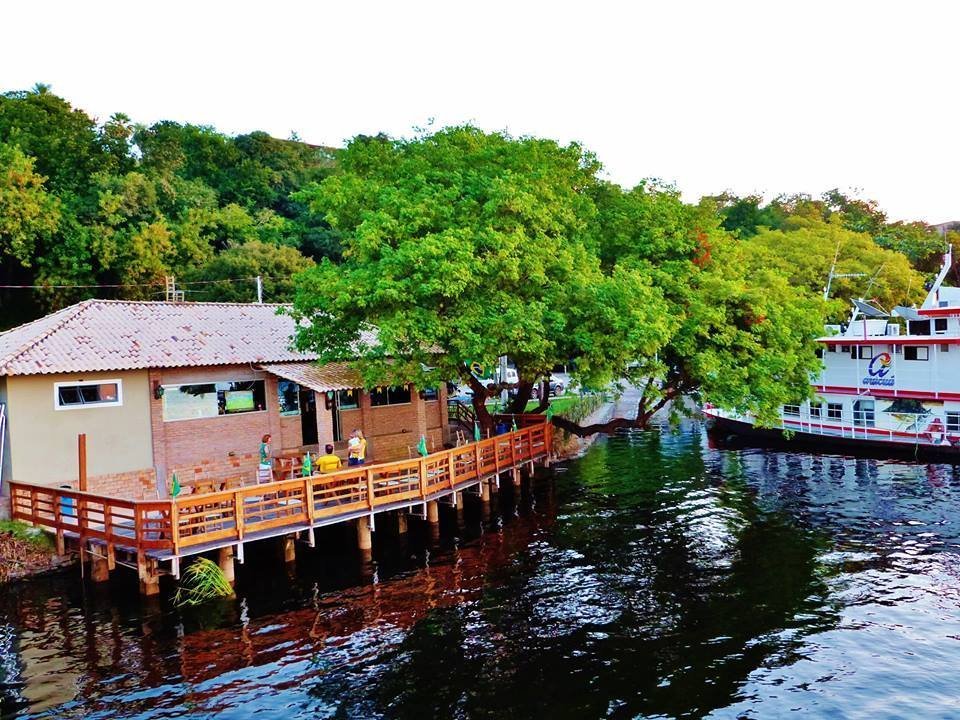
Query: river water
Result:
<box><xmin>3</xmin><ymin>423</ymin><xmax>960</xmax><ymax>719</ymax></box>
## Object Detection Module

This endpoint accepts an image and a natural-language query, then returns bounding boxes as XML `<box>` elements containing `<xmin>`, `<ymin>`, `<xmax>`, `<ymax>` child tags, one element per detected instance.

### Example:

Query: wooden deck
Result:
<box><xmin>9</xmin><ymin>418</ymin><xmax>553</xmax><ymax>575</ymax></box>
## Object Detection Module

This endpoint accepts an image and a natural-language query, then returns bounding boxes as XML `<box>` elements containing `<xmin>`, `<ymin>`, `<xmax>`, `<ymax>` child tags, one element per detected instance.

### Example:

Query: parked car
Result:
<box><xmin>529</xmin><ymin>379</ymin><xmax>564</xmax><ymax>399</ymax></box>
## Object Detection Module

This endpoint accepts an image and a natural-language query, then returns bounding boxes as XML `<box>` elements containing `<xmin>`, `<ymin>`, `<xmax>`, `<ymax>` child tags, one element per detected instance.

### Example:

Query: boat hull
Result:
<box><xmin>704</xmin><ymin>409</ymin><xmax>960</xmax><ymax>460</ymax></box>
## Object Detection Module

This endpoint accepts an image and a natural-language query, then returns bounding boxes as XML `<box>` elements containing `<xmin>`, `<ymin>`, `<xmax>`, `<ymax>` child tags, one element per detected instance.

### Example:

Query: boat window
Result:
<box><xmin>815</xmin><ymin>348</ymin><xmax>824</xmax><ymax>358</ymax></box>
<box><xmin>857</xmin><ymin>346</ymin><xmax>873</xmax><ymax>359</ymax></box>
<box><xmin>810</xmin><ymin>402</ymin><xmax>822</xmax><ymax>418</ymax></box>
<box><xmin>935</xmin><ymin>318</ymin><xmax>948</xmax><ymax>334</ymax></box>
<box><xmin>853</xmin><ymin>399</ymin><xmax>875</xmax><ymax>427</ymax></box>
<box><xmin>904</xmin><ymin>346</ymin><xmax>929</xmax><ymax>361</ymax></box>
<box><xmin>908</xmin><ymin>320</ymin><xmax>931</xmax><ymax>335</ymax></box>
<box><xmin>827</xmin><ymin>403</ymin><xmax>843</xmax><ymax>420</ymax></box>
<box><xmin>941</xmin><ymin>344</ymin><xmax>950</xmax><ymax>353</ymax></box>
<box><xmin>947</xmin><ymin>412</ymin><xmax>960</xmax><ymax>433</ymax></box>
<box><xmin>783</xmin><ymin>405</ymin><xmax>800</xmax><ymax>416</ymax></box>
<box><xmin>840</xmin><ymin>345</ymin><xmax>851</xmax><ymax>354</ymax></box>
<box><xmin>827</xmin><ymin>345</ymin><xmax>837</xmax><ymax>353</ymax></box>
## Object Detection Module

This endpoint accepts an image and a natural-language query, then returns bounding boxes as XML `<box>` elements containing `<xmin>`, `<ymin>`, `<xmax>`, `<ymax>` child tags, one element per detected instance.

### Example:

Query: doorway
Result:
<box><xmin>300</xmin><ymin>388</ymin><xmax>318</xmax><ymax>445</ymax></box>
<box><xmin>332</xmin><ymin>393</ymin><xmax>343</xmax><ymax>442</ymax></box>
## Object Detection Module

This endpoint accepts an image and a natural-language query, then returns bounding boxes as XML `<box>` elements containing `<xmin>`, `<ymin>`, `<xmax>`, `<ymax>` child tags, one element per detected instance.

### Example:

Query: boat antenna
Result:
<box><xmin>864</xmin><ymin>262</ymin><xmax>885</xmax><ymax>299</ymax></box>
<box><xmin>823</xmin><ymin>241</ymin><xmax>866</xmax><ymax>300</ymax></box>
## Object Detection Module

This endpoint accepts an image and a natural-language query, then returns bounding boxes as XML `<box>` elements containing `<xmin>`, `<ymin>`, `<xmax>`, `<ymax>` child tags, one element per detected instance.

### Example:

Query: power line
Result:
<box><xmin>0</xmin><ymin>276</ymin><xmax>293</xmax><ymax>290</ymax></box>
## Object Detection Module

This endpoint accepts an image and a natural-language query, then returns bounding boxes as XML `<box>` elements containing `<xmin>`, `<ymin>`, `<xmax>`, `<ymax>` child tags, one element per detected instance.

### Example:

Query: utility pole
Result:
<box><xmin>256</xmin><ymin>276</ymin><xmax>263</xmax><ymax>304</ymax></box>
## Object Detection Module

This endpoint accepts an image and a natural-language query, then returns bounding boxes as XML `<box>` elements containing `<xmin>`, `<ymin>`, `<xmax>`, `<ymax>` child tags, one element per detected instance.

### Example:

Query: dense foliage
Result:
<box><xmin>1</xmin><ymin>85</ymin><xmax>951</xmax><ymax>432</ymax></box>
<box><xmin>0</xmin><ymin>85</ymin><xmax>330</xmax><ymax>326</ymax></box>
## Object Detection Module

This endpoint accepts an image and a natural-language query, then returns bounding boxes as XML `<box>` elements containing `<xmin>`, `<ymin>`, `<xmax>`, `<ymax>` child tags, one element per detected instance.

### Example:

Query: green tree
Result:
<box><xmin>290</xmin><ymin>127</ymin><xmax>672</xmax><ymax>431</ymax></box>
<box><xmin>740</xmin><ymin>215</ymin><xmax>925</xmax><ymax>318</ymax></box>
<box><xmin>186</xmin><ymin>240</ymin><xmax>314</xmax><ymax>302</ymax></box>
<box><xmin>0</xmin><ymin>143</ymin><xmax>60</xmax><ymax>265</ymax></box>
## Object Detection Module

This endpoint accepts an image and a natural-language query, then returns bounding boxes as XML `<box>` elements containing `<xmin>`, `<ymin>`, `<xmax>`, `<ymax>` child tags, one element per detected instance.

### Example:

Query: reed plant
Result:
<box><xmin>174</xmin><ymin>557</ymin><xmax>235</xmax><ymax>607</ymax></box>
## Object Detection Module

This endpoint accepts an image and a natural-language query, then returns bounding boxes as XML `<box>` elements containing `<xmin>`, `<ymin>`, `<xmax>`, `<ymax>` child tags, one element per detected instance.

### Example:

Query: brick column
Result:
<box><xmin>148</xmin><ymin>368</ymin><xmax>168</xmax><ymax>494</ymax></box>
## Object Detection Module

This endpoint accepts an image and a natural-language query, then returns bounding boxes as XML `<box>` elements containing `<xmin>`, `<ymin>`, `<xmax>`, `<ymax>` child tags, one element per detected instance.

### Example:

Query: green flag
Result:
<box><xmin>511</xmin><ymin>415</ymin><xmax>518</xmax><ymax>432</ymax></box>
<box><xmin>417</xmin><ymin>435</ymin><xmax>428</xmax><ymax>457</ymax></box>
<box><xmin>171</xmin><ymin>472</ymin><xmax>181</xmax><ymax>498</ymax></box>
<box><xmin>546</xmin><ymin>404</ymin><xmax>554</xmax><ymax>421</ymax></box>
<box><xmin>474</xmin><ymin>421</ymin><xmax>482</xmax><ymax>442</ymax></box>
<box><xmin>302</xmin><ymin>451</ymin><xmax>312</xmax><ymax>477</ymax></box>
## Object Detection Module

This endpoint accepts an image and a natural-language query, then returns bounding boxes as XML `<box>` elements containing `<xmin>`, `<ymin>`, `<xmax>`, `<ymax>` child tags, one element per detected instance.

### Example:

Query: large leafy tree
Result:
<box><xmin>289</xmin><ymin>128</ymin><xmax>672</xmax><ymax>431</ymax></box>
<box><xmin>185</xmin><ymin>240</ymin><xmax>315</xmax><ymax>302</ymax></box>
<box><xmin>0</xmin><ymin>143</ymin><xmax>60</xmax><ymax>266</ymax></box>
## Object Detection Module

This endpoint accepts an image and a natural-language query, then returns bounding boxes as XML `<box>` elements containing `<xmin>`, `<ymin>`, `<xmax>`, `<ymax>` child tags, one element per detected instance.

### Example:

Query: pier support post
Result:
<box><xmin>426</xmin><ymin>500</ymin><xmax>439</xmax><ymax>524</ymax></box>
<box><xmin>512</xmin><ymin>467</ymin><xmax>521</xmax><ymax>487</ymax></box>
<box><xmin>480</xmin><ymin>480</ymin><xmax>491</xmax><ymax>503</ymax></box>
<box><xmin>218</xmin><ymin>546</ymin><xmax>236</xmax><ymax>585</ymax></box>
<box><xmin>139</xmin><ymin>558</ymin><xmax>160</xmax><ymax>596</ymax></box>
<box><xmin>356</xmin><ymin>517</ymin><xmax>373</xmax><ymax>552</ymax></box>
<box><xmin>90</xmin><ymin>547</ymin><xmax>110</xmax><ymax>584</ymax></box>
<box><xmin>396</xmin><ymin>511</ymin><xmax>408</xmax><ymax>535</ymax></box>
<box><xmin>282</xmin><ymin>534</ymin><xmax>296</xmax><ymax>564</ymax></box>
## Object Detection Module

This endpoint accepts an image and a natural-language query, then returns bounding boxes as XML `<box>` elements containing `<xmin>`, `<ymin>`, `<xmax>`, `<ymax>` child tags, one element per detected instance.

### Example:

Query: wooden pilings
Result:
<box><xmin>218</xmin><ymin>546</ymin><xmax>236</xmax><ymax>585</ymax></box>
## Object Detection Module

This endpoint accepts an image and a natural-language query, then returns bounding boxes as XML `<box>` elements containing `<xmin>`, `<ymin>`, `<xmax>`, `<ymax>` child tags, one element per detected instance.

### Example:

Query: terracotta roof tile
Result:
<box><xmin>257</xmin><ymin>361</ymin><xmax>363</xmax><ymax>392</ymax></box>
<box><xmin>0</xmin><ymin>300</ymin><xmax>328</xmax><ymax>376</ymax></box>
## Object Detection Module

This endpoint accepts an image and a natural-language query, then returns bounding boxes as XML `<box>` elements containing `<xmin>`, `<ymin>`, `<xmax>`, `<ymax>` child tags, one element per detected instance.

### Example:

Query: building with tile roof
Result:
<box><xmin>0</xmin><ymin>301</ymin><xmax>449</xmax><ymax>506</ymax></box>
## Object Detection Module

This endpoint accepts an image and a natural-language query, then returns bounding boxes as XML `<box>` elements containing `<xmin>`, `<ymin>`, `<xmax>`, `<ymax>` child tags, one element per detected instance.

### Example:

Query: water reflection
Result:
<box><xmin>3</xmin><ymin>425</ymin><xmax>960</xmax><ymax>718</ymax></box>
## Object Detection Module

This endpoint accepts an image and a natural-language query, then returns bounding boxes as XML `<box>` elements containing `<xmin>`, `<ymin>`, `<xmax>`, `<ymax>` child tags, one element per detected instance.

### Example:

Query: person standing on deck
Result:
<box><xmin>317</xmin><ymin>444</ymin><xmax>342</xmax><ymax>473</ymax></box>
<box><xmin>258</xmin><ymin>434</ymin><xmax>273</xmax><ymax>483</ymax></box>
<box><xmin>347</xmin><ymin>429</ymin><xmax>367</xmax><ymax>466</ymax></box>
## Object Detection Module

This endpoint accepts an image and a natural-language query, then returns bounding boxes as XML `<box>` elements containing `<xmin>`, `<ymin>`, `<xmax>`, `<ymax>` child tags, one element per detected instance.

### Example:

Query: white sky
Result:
<box><xmin>3</xmin><ymin>1</ymin><xmax>958</xmax><ymax>222</ymax></box>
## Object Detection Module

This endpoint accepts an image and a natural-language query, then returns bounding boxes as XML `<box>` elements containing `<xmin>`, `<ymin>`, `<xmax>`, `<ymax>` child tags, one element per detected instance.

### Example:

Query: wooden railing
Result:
<box><xmin>10</xmin><ymin>417</ymin><xmax>552</xmax><ymax>559</ymax></box>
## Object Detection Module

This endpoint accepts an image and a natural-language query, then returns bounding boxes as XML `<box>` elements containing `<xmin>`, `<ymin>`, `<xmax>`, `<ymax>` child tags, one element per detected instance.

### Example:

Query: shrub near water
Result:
<box><xmin>0</xmin><ymin>520</ymin><xmax>56</xmax><ymax>582</ymax></box>
<box><xmin>174</xmin><ymin>557</ymin><xmax>235</xmax><ymax>607</ymax></box>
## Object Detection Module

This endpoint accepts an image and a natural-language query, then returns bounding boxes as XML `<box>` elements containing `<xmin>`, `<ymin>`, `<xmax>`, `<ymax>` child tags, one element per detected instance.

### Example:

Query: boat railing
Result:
<box><xmin>780</xmin><ymin>408</ymin><xmax>959</xmax><ymax>444</ymax></box>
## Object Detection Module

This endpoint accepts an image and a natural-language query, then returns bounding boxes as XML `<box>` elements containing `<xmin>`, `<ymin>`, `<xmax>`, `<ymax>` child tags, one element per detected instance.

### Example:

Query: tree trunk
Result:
<box><xmin>466</xmin><ymin>373</ymin><xmax>495</xmax><ymax>436</ymax></box>
<box><xmin>549</xmin><ymin>386</ymin><xmax>680</xmax><ymax>437</ymax></box>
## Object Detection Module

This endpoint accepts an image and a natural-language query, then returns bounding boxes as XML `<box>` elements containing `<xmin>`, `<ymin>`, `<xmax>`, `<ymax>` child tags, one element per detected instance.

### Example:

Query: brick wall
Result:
<box><xmin>58</xmin><ymin>467</ymin><xmax>157</xmax><ymax>500</ymax></box>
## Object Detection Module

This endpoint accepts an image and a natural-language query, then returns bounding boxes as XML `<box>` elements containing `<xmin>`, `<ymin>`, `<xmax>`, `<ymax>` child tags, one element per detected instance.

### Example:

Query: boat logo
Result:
<box><xmin>862</xmin><ymin>352</ymin><xmax>894</xmax><ymax>387</ymax></box>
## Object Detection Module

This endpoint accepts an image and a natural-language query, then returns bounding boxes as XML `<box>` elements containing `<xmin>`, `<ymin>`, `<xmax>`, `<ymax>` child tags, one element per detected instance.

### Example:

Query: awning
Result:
<box><xmin>258</xmin><ymin>361</ymin><xmax>363</xmax><ymax>393</ymax></box>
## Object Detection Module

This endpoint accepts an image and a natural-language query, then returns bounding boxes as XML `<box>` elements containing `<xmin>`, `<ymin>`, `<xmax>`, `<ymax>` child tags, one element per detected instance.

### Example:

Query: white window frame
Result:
<box><xmin>905</xmin><ymin>346</ymin><xmax>929</xmax><ymax>361</ymax></box>
<box><xmin>783</xmin><ymin>404</ymin><xmax>801</xmax><ymax>416</ymax></box>
<box><xmin>54</xmin><ymin>378</ymin><xmax>123</xmax><ymax>411</ymax></box>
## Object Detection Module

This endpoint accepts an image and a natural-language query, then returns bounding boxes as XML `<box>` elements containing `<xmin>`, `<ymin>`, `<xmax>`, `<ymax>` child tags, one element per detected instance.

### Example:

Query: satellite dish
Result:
<box><xmin>892</xmin><ymin>306</ymin><xmax>923</xmax><ymax>321</ymax></box>
<box><xmin>853</xmin><ymin>300</ymin><xmax>887</xmax><ymax>318</ymax></box>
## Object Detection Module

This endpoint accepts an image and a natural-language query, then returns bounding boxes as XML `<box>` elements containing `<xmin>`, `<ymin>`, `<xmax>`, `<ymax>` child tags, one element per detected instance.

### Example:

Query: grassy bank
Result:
<box><xmin>0</xmin><ymin>520</ymin><xmax>62</xmax><ymax>583</ymax></box>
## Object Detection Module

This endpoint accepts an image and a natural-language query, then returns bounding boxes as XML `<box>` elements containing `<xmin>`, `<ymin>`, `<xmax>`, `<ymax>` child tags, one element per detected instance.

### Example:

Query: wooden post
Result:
<box><xmin>218</xmin><ymin>546</ymin><xmax>236</xmax><ymax>585</ymax></box>
<box><xmin>78</xmin><ymin>433</ymin><xmax>87</xmax><ymax>492</ymax></box>
<box><xmin>480</xmin><ymin>480</ymin><xmax>491</xmax><ymax>503</ymax></box>
<box><xmin>282</xmin><ymin>534</ymin><xmax>296</xmax><ymax>563</ymax></box>
<box><xmin>139</xmin><ymin>557</ymin><xmax>160</xmax><ymax>596</ymax></box>
<box><xmin>90</xmin><ymin>543</ymin><xmax>109</xmax><ymax>583</ymax></box>
<box><xmin>426</xmin><ymin>500</ymin><xmax>439</xmax><ymax>524</ymax></box>
<box><xmin>396</xmin><ymin>511</ymin><xmax>408</xmax><ymax>534</ymax></box>
<box><xmin>356</xmin><ymin>517</ymin><xmax>373</xmax><ymax>551</ymax></box>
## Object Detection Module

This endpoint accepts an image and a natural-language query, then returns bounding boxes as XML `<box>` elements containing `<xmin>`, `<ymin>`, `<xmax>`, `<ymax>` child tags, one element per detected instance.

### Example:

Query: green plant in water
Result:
<box><xmin>174</xmin><ymin>557</ymin><xmax>234</xmax><ymax>607</ymax></box>
<box><xmin>0</xmin><ymin>520</ymin><xmax>54</xmax><ymax>551</ymax></box>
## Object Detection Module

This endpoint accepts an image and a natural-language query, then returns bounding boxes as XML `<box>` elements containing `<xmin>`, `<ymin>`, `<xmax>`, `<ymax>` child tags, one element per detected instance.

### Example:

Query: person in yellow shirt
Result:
<box><xmin>317</xmin><ymin>444</ymin><xmax>342</xmax><ymax>473</ymax></box>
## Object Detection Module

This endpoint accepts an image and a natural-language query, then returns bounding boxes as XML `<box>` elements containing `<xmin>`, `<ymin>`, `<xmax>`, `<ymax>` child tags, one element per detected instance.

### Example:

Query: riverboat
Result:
<box><xmin>704</xmin><ymin>249</ymin><xmax>960</xmax><ymax>456</ymax></box>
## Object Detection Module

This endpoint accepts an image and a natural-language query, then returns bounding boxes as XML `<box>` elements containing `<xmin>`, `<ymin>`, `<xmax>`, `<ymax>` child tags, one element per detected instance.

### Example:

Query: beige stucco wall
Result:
<box><xmin>6</xmin><ymin>370</ymin><xmax>153</xmax><ymax>486</ymax></box>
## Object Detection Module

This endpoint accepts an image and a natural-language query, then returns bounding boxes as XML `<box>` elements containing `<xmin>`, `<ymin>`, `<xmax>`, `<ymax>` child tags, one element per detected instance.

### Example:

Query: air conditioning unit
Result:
<box><xmin>886</xmin><ymin>324</ymin><xmax>901</xmax><ymax>336</ymax></box>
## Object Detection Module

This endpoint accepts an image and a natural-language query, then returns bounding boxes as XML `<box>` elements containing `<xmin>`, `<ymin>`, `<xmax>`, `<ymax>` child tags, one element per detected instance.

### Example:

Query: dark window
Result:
<box><xmin>783</xmin><ymin>405</ymin><xmax>800</xmax><ymax>416</ymax></box>
<box><xmin>421</xmin><ymin>387</ymin><xmax>439</xmax><ymax>401</ymax></box>
<box><xmin>277</xmin><ymin>380</ymin><xmax>300</xmax><ymax>416</ymax></box>
<box><xmin>858</xmin><ymin>346</ymin><xmax>873</xmax><ymax>359</ymax></box>
<box><xmin>941</xmin><ymin>344</ymin><xmax>950</xmax><ymax>353</ymax></box>
<box><xmin>56</xmin><ymin>381</ymin><xmax>122</xmax><ymax>409</ymax></box>
<box><xmin>827</xmin><ymin>403</ymin><xmax>843</xmax><ymax>420</ymax></box>
<box><xmin>815</xmin><ymin>348</ymin><xmax>824</xmax><ymax>358</ymax></box>
<box><xmin>841</xmin><ymin>345</ymin><xmax>851</xmax><ymax>354</ymax></box>
<box><xmin>827</xmin><ymin>345</ymin><xmax>837</xmax><ymax>353</ymax></box>
<box><xmin>370</xmin><ymin>386</ymin><xmax>411</xmax><ymax>407</ymax></box>
<box><xmin>908</xmin><ymin>320</ymin><xmax>931</xmax><ymax>336</ymax></box>
<box><xmin>810</xmin><ymin>403</ymin><xmax>822</xmax><ymax>418</ymax></box>
<box><xmin>935</xmin><ymin>318</ymin><xmax>948</xmax><ymax>334</ymax></box>
<box><xmin>853</xmin><ymin>399</ymin><xmax>875</xmax><ymax>427</ymax></box>
<box><xmin>337</xmin><ymin>389</ymin><xmax>359</xmax><ymax>410</ymax></box>
<box><xmin>904</xmin><ymin>346</ymin><xmax>929</xmax><ymax>361</ymax></box>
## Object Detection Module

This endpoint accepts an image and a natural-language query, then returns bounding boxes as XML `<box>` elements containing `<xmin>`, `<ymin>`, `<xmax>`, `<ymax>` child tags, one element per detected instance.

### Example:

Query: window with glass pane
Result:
<box><xmin>370</xmin><ymin>386</ymin><xmax>411</xmax><ymax>407</ymax></box>
<box><xmin>810</xmin><ymin>403</ymin><xmax>822</xmax><ymax>418</ymax></box>
<box><xmin>337</xmin><ymin>389</ymin><xmax>359</xmax><ymax>409</ymax></box>
<box><xmin>828</xmin><ymin>403</ymin><xmax>843</xmax><ymax>420</ymax></box>
<box><xmin>947</xmin><ymin>412</ymin><xmax>960</xmax><ymax>432</ymax></box>
<box><xmin>421</xmin><ymin>387</ymin><xmax>439</xmax><ymax>401</ymax></box>
<box><xmin>783</xmin><ymin>405</ymin><xmax>800</xmax><ymax>416</ymax></box>
<box><xmin>163</xmin><ymin>380</ymin><xmax>266</xmax><ymax>421</ymax></box>
<box><xmin>56</xmin><ymin>380</ymin><xmax>122</xmax><ymax>409</ymax></box>
<box><xmin>277</xmin><ymin>380</ymin><xmax>300</xmax><ymax>416</ymax></box>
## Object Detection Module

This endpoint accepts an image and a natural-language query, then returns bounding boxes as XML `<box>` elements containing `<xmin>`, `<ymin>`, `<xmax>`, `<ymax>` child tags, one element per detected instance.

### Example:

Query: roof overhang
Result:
<box><xmin>258</xmin><ymin>361</ymin><xmax>363</xmax><ymax>394</ymax></box>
